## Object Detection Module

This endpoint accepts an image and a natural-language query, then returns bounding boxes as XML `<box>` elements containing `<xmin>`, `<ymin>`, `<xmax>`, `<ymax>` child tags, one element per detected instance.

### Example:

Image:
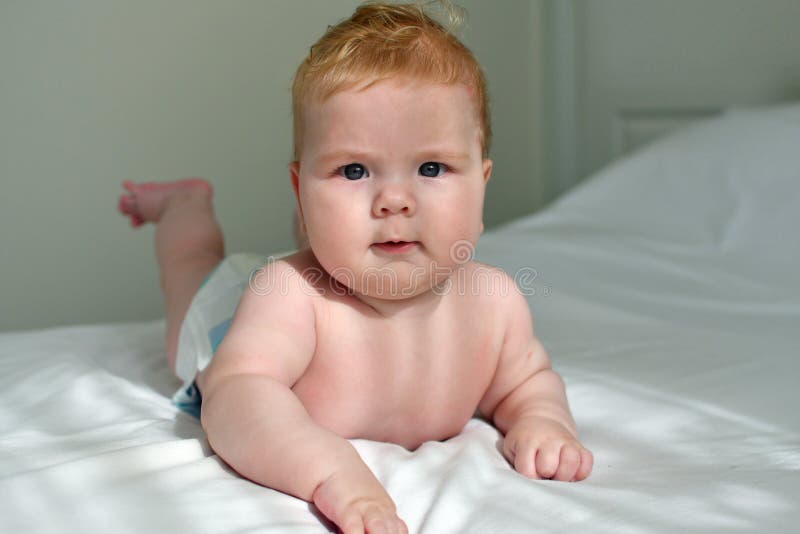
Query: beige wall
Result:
<box><xmin>0</xmin><ymin>0</ymin><xmax>545</xmax><ymax>331</ymax></box>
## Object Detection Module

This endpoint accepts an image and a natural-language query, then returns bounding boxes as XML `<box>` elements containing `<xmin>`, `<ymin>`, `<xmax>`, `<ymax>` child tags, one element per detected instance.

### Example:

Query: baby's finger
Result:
<box><xmin>362</xmin><ymin>505</ymin><xmax>407</xmax><ymax>534</ymax></box>
<box><xmin>512</xmin><ymin>440</ymin><xmax>540</xmax><ymax>479</ymax></box>
<box><xmin>501</xmin><ymin>434</ymin><xmax>517</xmax><ymax>465</ymax></box>
<box><xmin>572</xmin><ymin>448</ymin><xmax>594</xmax><ymax>481</ymax></box>
<box><xmin>534</xmin><ymin>441</ymin><xmax>563</xmax><ymax>479</ymax></box>
<box><xmin>389</xmin><ymin>517</ymin><xmax>409</xmax><ymax>534</ymax></box>
<box><xmin>340</xmin><ymin>514</ymin><xmax>365</xmax><ymax>534</ymax></box>
<box><xmin>553</xmin><ymin>444</ymin><xmax>581</xmax><ymax>482</ymax></box>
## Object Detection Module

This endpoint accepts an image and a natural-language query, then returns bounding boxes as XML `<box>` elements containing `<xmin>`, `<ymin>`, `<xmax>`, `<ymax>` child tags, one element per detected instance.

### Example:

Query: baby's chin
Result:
<box><xmin>330</xmin><ymin>266</ymin><xmax>450</xmax><ymax>301</ymax></box>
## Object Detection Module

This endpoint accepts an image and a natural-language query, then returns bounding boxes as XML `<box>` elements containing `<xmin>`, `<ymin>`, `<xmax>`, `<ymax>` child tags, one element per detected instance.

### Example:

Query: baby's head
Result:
<box><xmin>291</xmin><ymin>1</ymin><xmax>491</xmax><ymax>161</ymax></box>
<box><xmin>289</xmin><ymin>1</ymin><xmax>493</xmax><ymax>302</ymax></box>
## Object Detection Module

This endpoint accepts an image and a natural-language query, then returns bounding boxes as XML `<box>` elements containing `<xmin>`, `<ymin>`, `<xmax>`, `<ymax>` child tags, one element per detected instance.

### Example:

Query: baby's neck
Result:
<box><xmin>354</xmin><ymin>281</ymin><xmax>448</xmax><ymax>320</ymax></box>
<box><xmin>300</xmin><ymin>248</ymin><xmax>454</xmax><ymax>320</ymax></box>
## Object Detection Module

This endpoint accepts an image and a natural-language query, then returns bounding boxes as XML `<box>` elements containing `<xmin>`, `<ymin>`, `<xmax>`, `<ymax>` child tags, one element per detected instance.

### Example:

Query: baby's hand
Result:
<box><xmin>502</xmin><ymin>415</ymin><xmax>593</xmax><ymax>482</ymax></box>
<box><xmin>312</xmin><ymin>463</ymin><xmax>408</xmax><ymax>534</ymax></box>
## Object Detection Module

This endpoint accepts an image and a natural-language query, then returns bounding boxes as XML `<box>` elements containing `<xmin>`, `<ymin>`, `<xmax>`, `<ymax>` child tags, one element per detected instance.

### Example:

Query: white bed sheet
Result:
<box><xmin>2</xmin><ymin>103</ymin><xmax>799</xmax><ymax>533</ymax></box>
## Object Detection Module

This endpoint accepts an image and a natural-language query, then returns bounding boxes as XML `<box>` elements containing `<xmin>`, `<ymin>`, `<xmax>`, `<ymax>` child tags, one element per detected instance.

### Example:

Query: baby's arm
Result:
<box><xmin>478</xmin><ymin>280</ymin><xmax>593</xmax><ymax>482</ymax></box>
<box><xmin>200</xmin><ymin>261</ymin><xmax>407</xmax><ymax>534</ymax></box>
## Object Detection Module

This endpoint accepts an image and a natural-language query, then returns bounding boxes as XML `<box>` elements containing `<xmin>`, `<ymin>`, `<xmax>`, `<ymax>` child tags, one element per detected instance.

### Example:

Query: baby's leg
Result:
<box><xmin>118</xmin><ymin>178</ymin><xmax>223</xmax><ymax>375</ymax></box>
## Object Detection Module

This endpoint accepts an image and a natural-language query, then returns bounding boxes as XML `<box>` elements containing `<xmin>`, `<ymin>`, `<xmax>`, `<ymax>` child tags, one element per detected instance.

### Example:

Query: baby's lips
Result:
<box><xmin>372</xmin><ymin>241</ymin><xmax>419</xmax><ymax>253</ymax></box>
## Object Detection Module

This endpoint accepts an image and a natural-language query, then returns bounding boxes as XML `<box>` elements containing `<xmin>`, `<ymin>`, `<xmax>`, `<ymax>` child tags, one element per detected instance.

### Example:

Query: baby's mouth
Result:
<box><xmin>372</xmin><ymin>240</ymin><xmax>419</xmax><ymax>254</ymax></box>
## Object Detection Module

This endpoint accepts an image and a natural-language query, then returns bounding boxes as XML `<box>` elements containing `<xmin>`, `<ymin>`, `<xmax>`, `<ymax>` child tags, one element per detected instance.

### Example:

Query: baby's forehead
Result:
<box><xmin>309</xmin><ymin>77</ymin><xmax>475</xmax><ymax>106</ymax></box>
<box><xmin>306</xmin><ymin>82</ymin><xmax>480</xmax><ymax>145</ymax></box>
<box><xmin>306</xmin><ymin>82</ymin><xmax>479</xmax><ymax>132</ymax></box>
<box><xmin>295</xmin><ymin>76</ymin><xmax>488</xmax><ymax>160</ymax></box>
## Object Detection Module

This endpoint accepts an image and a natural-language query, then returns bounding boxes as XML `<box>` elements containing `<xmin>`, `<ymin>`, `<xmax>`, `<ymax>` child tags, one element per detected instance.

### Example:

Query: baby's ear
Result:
<box><xmin>482</xmin><ymin>159</ymin><xmax>493</xmax><ymax>184</ymax></box>
<box><xmin>289</xmin><ymin>161</ymin><xmax>301</xmax><ymax>199</ymax></box>
<box><xmin>289</xmin><ymin>162</ymin><xmax>308</xmax><ymax>247</ymax></box>
<box><xmin>289</xmin><ymin>161</ymin><xmax>305</xmax><ymax>228</ymax></box>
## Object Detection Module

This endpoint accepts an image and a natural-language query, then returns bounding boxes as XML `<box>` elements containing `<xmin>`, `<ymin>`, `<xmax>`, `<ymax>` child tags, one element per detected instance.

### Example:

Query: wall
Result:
<box><xmin>0</xmin><ymin>0</ymin><xmax>545</xmax><ymax>331</ymax></box>
<box><xmin>544</xmin><ymin>0</ymin><xmax>800</xmax><ymax>194</ymax></box>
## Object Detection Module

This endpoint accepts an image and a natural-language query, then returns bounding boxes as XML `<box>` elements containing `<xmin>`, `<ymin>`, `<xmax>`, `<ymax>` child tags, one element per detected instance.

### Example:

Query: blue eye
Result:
<box><xmin>339</xmin><ymin>163</ymin><xmax>368</xmax><ymax>180</ymax></box>
<box><xmin>419</xmin><ymin>162</ymin><xmax>447</xmax><ymax>178</ymax></box>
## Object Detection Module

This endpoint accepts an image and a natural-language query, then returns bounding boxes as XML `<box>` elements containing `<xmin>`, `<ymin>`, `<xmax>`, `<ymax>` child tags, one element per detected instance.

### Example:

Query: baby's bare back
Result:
<box><xmin>289</xmin><ymin>252</ymin><xmax>507</xmax><ymax>450</ymax></box>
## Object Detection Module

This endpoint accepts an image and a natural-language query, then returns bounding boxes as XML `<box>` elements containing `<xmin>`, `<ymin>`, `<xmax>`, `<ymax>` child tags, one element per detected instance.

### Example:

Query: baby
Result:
<box><xmin>118</xmin><ymin>3</ymin><xmax>592</xmax><ymax>533</ymax></box>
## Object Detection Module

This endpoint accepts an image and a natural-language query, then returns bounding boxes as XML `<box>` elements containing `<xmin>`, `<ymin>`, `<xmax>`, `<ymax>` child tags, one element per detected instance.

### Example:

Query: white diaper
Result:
<box><xmin>171</xmin><ymin>251</ymin><xmax>292</xmax><ymax>417</ymax></box>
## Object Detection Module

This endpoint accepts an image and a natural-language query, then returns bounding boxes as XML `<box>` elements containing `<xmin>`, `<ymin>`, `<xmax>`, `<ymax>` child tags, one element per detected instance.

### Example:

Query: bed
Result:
<box><xmin>2</xmin><ymin>103</ymin><xmax>799</xmax><ymax>532</ymax></box>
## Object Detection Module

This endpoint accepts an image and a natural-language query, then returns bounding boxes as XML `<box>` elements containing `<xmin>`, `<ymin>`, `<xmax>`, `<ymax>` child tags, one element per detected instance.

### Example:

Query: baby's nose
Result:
<box><xmin>372</xmin><ymin>181</ymin><xmax>416</xmax><ymax>217</ymax></box>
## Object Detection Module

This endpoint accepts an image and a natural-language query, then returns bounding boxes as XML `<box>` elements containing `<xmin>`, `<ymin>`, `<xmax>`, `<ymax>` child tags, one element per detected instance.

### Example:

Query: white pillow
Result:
<box><xmin>535</xmin><ymin>101</ymin><xmax>800</xmax><ymax>261</ymax></box>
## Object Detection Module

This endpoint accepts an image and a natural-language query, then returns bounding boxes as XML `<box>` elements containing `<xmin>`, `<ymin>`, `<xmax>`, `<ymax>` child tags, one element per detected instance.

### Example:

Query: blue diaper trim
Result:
<box><xmin>200</xmin><ymin>263</ymin><xmax>221</xmax><ymax>288</ymax></box>
<box><xmin>175</xmin><ymin>381</ymin><xmax>202</xmax><ymax>419</ymax></box>
<box><xmin>174</xmin><ymin>318</ymin><xmax>230</xmax><ymax>419</ymax></box>
<box><xmin>208</xmin><ymin>317</ymin><xmax>233</xmax><ymax>354</ymax></box>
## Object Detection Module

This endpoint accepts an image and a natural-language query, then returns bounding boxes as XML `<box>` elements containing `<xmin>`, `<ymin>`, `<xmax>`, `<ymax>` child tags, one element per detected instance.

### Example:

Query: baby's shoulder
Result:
<box><xmin>457</xmin><ymin>261</ymin><xmax>518</xmax><ymax>299</ymax></box>
<box><xmin>457</xmin><ymin>261</ymin><xmax>535</xmax><ymax>332</ymax></box>
<box><xmin>446</xmin><ymin>261</ymin><xmax>528</xmax><ymax>337</ymax></box>
<box><xmin>248</xmin><ymin>248</ymin><xmax>328</xmax><ymax>300</ymax></box>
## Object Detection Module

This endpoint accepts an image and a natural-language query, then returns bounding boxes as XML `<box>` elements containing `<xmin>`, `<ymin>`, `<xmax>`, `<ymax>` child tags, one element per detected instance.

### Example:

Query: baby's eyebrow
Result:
<box><xmin>313</xmin><ymin>149</ymin><xmax>472</xmax><ymax>167</ymax></box>
<box><xmin>314</xmin><ymin>150</ymin><xmax>373</xmax><ymax>166</ymax></box>
<box><xmin>415</xmin><ymin>150</ymin><xmax>471</xmax><ymax>163</ymax></box>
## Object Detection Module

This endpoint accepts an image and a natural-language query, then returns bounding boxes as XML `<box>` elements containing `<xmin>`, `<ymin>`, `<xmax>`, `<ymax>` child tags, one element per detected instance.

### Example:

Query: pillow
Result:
<box><xmin>518</xmin><ymin>102</ymin><xmax>800</xmax><ymax>265</ymax></box>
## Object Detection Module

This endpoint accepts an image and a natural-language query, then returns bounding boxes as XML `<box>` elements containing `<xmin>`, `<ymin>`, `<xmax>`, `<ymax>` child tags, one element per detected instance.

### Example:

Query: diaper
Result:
<box><xmin>172</xmin><ymin>251</ymin><xmax>292</xmax><ymax>418</ymax></box>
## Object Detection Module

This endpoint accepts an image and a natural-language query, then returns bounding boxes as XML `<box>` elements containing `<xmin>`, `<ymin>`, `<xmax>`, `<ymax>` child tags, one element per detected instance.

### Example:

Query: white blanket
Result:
<box><xmin>2</xmin><ymin>103</ymin><xmax>799</xmax><ymax>532</ymax></box>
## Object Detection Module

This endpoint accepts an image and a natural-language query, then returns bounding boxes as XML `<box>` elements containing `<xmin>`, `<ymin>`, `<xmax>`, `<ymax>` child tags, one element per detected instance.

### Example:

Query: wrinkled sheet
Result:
<box><xmin>2</xmin><ymin>103</ymin><xmax>799</xmax><ymax>532</ymax></box>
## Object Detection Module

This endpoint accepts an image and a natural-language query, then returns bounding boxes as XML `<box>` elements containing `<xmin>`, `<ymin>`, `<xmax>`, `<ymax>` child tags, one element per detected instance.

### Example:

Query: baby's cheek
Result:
<box><xmin>431</xmin><ymin>208</ymin><xmax>478</xmax><ymax>244</ymax></box>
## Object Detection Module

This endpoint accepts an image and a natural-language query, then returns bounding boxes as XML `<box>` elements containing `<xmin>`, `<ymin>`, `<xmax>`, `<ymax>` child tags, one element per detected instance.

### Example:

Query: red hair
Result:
<box><xmin>291</xmin><ymin>1</ymin><xmax>491</xmax><ymax>160</ymax></box>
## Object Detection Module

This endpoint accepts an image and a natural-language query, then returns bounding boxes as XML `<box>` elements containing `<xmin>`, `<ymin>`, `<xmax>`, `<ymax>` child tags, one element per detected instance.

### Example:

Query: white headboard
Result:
<box><xmin>541</xmin><ymin>0</ymin><xmax>800</xmax><ymax>195</ymax></box>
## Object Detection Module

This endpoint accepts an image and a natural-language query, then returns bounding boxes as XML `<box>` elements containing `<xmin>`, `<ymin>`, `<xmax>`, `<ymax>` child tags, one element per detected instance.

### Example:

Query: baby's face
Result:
<box><xmin>290</xmin><ymin>80</ymin><xmax>492</xmax><ymax>299</ymax></box>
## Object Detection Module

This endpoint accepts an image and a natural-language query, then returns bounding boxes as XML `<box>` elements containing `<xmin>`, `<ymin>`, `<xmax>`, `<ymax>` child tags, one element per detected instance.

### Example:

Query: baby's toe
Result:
<box><xmin>122</xmin><ymin>180</ymin><xmax>139</xmax><ymax>195</ymax></box>
<box><xmin>117</xmin><ymin>193</ymin><xmax>144</xmax><ymax>227</ymax></box>
<box><xmin>117</xmin><ymin>194</ymin><xmax>135</xmax><ymax>214</ymax></box>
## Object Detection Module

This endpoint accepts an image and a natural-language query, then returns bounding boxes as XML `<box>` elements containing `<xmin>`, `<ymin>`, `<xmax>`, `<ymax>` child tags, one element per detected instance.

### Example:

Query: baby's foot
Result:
<box><xmin>117</xmin><ymin>178</ymin><xmax>213</xmax><ymax>227</ymax></box>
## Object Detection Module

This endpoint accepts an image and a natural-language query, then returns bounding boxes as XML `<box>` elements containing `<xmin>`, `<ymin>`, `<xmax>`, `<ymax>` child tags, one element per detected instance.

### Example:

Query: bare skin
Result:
<box><xmin>118</xmin><ymin>178</ymin><xmax>222</xmax><ymax>373</ymax></box>
<box><xmin>119</xmin><ymin>181</ymin><xmax>592</xmax><ymax>533</ymax></box>
<box><xmin>118</xmin><ymin>81</ymin><xmax>592</xmax><ymax>534</ymax></box>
